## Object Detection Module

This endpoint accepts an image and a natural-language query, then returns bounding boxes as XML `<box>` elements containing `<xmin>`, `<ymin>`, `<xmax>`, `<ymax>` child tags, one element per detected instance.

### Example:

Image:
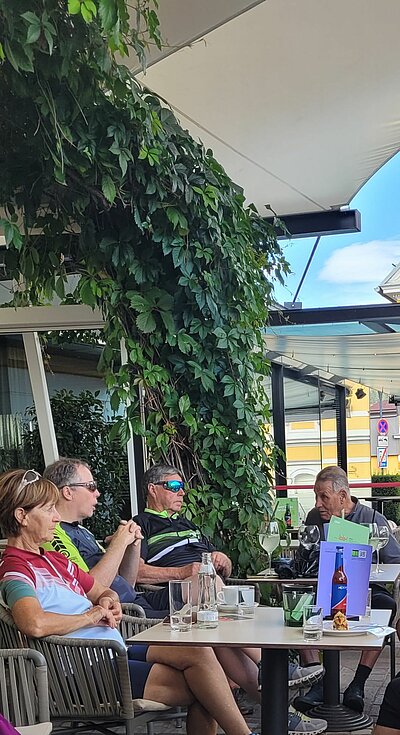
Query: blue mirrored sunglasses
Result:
<box><xmin>155</xmin><ymin>480</ymin><xmax>184</xmax><ymax>493</ymax></box>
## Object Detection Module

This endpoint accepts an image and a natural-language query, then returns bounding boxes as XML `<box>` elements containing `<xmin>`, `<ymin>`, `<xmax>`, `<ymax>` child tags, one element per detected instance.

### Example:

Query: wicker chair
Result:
<box><xmin>0</xmin><ymin>607</ymin><xmax>184</xmax><ymax>735</ymax></box>
<box><xmin>0</xmin><ymin>647</ymin><xmax>52</xmax><ymax>735</ymax></box>
<box><xmin>121</xmin><ymin>602</ymin><xmax>146</xmax><ymax>618</ymax></box>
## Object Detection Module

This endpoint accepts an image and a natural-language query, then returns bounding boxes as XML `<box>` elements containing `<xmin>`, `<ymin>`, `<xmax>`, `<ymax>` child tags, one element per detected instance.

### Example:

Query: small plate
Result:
<box><xmin>323</xmin><ymin>621</ymin><xmax>369</xmax><ymax>636</ymax></box>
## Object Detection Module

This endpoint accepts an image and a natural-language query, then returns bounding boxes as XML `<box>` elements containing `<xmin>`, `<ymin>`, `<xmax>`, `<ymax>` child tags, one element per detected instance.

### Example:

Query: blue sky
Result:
<box><xmin>273</xmin><ymin>153</ymin><xmax>400</xmax><ymax>308</ymax></box>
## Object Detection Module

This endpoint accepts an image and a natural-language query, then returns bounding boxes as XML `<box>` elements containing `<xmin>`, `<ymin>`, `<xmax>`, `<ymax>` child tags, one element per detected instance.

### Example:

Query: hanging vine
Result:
<box><xmin>0</xmin><ymin>0</ymin><xmax>288</xmax><ymax>571</ymax></box>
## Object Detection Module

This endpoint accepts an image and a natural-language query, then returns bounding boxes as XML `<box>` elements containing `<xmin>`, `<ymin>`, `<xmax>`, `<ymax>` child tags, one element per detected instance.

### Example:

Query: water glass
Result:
<box><xmin>169</xmin><ymin>580</ymin><xmax>192</xmax><ymax>631</ymax></box>
<box><xmin>361</xmin><ymin>587</ymin><xmax>372</xmax><ymax>621</ymax></box>
<box><xmin>303</xmin><ymin>605</ymin><xmax>323</xmax><ymax>642</ymax></box>
<box><xmin>282</xmin><ymin>584</ymin><xmax>315</xmax><ymax>627</ymax></box>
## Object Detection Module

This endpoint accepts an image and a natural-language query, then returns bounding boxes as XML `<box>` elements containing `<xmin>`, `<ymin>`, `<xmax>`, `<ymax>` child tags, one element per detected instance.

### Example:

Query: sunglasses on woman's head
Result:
<box><xmin>16</xmin><ymin>469</ymin><xmax>41</xmax><ymax>497</ymax></box>
<box><xmin>154</xmin><ymin>480</ymin><xmax>185</xmax><ymax>493</ymax></box>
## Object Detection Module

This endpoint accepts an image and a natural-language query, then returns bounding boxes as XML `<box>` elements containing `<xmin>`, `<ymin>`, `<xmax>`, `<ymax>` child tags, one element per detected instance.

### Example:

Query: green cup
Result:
<box><xmin>282</xmin><ymin>584</ymin><xmax>315</xmax><ymax>627</ymax></box>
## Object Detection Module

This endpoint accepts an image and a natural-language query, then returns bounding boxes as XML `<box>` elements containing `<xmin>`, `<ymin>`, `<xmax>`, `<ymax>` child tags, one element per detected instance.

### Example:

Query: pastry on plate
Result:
<box><xmin>332</xmin><ymin>611</ymin><xmax>349</xmax><ymax>630</ymax></box>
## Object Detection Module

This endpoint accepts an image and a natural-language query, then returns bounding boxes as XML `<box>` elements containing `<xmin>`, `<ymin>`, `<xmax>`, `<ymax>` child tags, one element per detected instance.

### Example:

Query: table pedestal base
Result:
<box><xmin>309</xmin><ymin>704</ymin><xmax>372</xmax><ymax>732</ymax></box>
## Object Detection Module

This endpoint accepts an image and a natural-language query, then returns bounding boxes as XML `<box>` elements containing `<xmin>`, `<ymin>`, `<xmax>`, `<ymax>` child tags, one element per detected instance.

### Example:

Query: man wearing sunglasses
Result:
<box><xmin>133</xmin><ymin>464</ymin><xmax>232</xmax><ymax>584</ymax></box>
<box><xmin>42</xmin><ymin>458</ymin><xmax>171</xmax><ymax>617</ymax></box>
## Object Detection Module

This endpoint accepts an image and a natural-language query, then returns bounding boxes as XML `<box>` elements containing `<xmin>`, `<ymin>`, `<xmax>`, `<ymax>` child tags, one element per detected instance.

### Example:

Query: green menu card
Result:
<box><xmin>327</xmin><ymin>515</ymin><xmax>369</xmax><ymax>545</ymax></box>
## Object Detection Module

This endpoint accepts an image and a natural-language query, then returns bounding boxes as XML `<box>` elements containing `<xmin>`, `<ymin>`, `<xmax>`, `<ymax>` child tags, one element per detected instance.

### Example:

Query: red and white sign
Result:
<box><xmin>377</xmin><ymin>418</ymin><xmax>389</xmax><ymax>435</ymax></box>
<box><xmin>377</xmin><ymin>446</ymin><xmax>388</xmax><ymax>469</ymax></box>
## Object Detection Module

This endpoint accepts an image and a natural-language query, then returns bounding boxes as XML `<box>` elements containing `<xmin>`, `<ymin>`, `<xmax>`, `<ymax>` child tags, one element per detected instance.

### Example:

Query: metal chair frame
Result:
<box><xmin>0</xmin><ymin>647</ymin><xmax>51</xmax><ymax>734</ymax></box>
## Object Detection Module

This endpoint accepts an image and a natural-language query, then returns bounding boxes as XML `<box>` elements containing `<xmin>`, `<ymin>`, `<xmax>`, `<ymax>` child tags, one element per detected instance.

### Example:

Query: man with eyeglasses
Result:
<box><xmin>133</xmin><ymin>463</ymin><xmax>233</xmax><ymax>584</ymax></box>
<box><xmin>42</xmin><ymin>458</ymin><xmax>171</xmax><ymax>617</ymax></box>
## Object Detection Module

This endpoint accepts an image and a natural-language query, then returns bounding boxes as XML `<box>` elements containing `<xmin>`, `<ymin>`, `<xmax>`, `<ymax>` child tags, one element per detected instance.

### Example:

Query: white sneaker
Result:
<box><xmin>288</xmin><ymin>710</ymin><xmax>327</xmax><ymax>734</ymax></box>
<box><xmin>288</xmin><ymin>662</ymin><xmax>324</xmax><ymax>688</ymax></box>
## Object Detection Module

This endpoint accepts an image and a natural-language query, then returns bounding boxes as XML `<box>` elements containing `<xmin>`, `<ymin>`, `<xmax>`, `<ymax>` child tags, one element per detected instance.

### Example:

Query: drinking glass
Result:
<box><xmin>169</xmin><ymin>580</ymin><xmax>192</xmax><ymax>631</ymax></box>
<box><xmin>258</xmin><ymin>521</ymin><xmax>280</xmax><ymax>576</ymax></box>
<box><xmin>298</xmin><ymin>524</ymin><xmax>320</xmax><ymax>550</ymax></box>
<box><xmin>375</xmin><ymin>526</ymin><xmax>389</xmax><ymax>574</ymax></box>
<box><xmin>282</xmin><ymin>584</ymin><xmax>315</xmax><ymax>627</ymax></box>
<box><xmin>303</xmin><ymin>604</ymin><xmax>323</xmax><ymax>642</ymax></box>
<box><xmin>361</xmin><ymin>522</ymin><xmax>381</xmax><ymax>573</ymax></box>
<box><xmin>360</xmin><ymin>587</ymin><xmax>372</xmax><ymax>620</ymax></box>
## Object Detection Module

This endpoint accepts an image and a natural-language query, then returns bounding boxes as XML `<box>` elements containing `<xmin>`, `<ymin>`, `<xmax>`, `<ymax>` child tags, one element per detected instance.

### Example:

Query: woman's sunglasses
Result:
<box><xmin>16</xmin><ymin>469</ymin><xmax>41</xmax><ymax>498</ymax></box>
<box><xmin>155</xmin><ymin>480</ymin><xmax>185</xmax><ymax>493</ymax></box>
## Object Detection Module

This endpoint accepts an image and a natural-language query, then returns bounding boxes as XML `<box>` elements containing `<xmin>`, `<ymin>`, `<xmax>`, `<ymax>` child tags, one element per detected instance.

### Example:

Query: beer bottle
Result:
<box><xmin>284</xmin><ymin>503</ymin><xmax>292</xmax><ymax>528</ymax></box>
<box><xmin>331</xmin><ymin>545</ymin><xmax>348</xmax><ymax>617</ymax></box>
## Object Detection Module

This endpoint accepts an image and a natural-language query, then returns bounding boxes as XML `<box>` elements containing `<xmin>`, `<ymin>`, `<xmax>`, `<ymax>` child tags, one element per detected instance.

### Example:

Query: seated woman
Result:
<box><xmin>0</xmin><ymin>468</ymin><xmax>257</xmax><ymax>735</ymax></box>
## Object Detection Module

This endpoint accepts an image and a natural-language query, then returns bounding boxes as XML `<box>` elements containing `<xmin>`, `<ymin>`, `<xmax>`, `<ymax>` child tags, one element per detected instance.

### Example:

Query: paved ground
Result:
<box><xmin>87</xmin><ymin>641</ymin><xmax>399</xmax><ymax>734</ymax></box>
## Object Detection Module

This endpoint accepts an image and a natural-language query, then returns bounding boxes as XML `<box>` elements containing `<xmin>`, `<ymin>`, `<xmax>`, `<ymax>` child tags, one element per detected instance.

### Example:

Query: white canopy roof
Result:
<box><xmin>133</xmin><ymin>0</ymin><xmax>400</xmax><ymax>215</ymax></box>
<box><xmin>265</xmin><ymin>330</ymin><xmax>400</xmax><ymax>395</ymax></box>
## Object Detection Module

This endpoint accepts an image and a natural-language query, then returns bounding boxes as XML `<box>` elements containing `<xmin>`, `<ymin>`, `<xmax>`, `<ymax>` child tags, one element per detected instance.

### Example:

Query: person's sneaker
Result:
<box><xmin>293</xmin><ymin>681</ymin><xmax>324</xmax><ymax>713</ymax></box>
<box><xmin>342</xmin><ymin>680</ymin><xmax>365</xmax><ymax>713</ymax></box>
<box><xmin>288</xmin><ymin>663</ymin><xmax>324</xmax><ymax>688</ymax></box>
<box><xmin>233</xmin><ymin>687</ymin><xmax>254</xmax><ymax>716</ymax></box>
<box><xmin>258</xmin><ymin>662</ymin><xmax>324</xmax><ymax>691</ymax></box>
<box><xmin>288</xmin><ymin>711</ymin><xmax>327</xmax><ymax>734</ymax></box>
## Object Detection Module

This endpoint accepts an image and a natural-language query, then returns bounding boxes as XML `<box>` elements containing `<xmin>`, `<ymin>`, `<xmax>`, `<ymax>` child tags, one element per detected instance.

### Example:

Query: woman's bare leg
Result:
<box><xmin>216</xmin><ymin>647</ymin><xmax>260</xmax><ymax>701</ymax></box>
<box><xmin>146</xmin><ymin>645</ymin><xmax>252</xmax><ymax>735</ymax></box>
<box><xmin>143</xmin><ymin>662</ymin><xmax>217</xmax><ymax>735</ymax></box>
<box><xmin>374</xmin><ymin>728</ymin><xmax>400</xmax><ymax>735</ymax></box>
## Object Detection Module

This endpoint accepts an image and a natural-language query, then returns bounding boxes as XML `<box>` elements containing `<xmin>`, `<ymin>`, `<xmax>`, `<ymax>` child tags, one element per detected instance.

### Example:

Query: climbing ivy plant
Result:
<box><xmin>0</xmin><ymin>0</ymin><xmax>288</xmax><ymax>572</ymax></box>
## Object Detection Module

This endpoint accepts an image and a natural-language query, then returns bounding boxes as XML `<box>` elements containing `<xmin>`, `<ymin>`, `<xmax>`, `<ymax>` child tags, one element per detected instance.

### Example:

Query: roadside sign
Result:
<box><xmin>377</xmin><ymin>446</ymin><xmax>388</xmax><ymax>469</ymax></box>
<box><xmin>378</xmin><ymin>435</ymin><xmax>388</xmax><ymax>447</ymax></box>
<box><xmin>377</xmin><ymin>418</ymin><xmax>389</xmax><ymax>435</ymax></box>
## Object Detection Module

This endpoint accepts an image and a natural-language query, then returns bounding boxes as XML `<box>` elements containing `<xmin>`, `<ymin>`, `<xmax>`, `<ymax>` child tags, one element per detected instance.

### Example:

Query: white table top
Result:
<box><xmin>249</xmin><ymin>564</ymin><xmax>400</xmax><ymax>585</ymax></box>
<box><xmin>369</xmin><ymin>564</ymin><xmax>400</xmax><ymax>583</ymax></box>
<box><xmin>128</xmin><ymin>607</ymin><xmax>391</xmax><ymax>651</ymax></box>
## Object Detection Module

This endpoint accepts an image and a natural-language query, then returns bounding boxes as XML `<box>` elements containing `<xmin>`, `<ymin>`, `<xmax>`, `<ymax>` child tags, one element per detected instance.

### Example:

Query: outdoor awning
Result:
<box><xmin>132</xmin><ymin>0</ymin><xmax>400</xmax><ymax>216</ymax></box>
<box><xmin>265</xmin><ymin>329</ymin><xmax>400</xmax><ymax>395</ymax></box>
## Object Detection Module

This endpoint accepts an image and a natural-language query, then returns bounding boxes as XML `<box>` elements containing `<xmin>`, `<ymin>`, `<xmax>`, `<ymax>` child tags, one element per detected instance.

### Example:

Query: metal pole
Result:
<box><xmin>335</xmin><ymin>385</ymin><xmax>347</xmax><ymax>473</ymax></box>
<box><xmin>23</xmin><ymin>332</ymin><xmax>59</xmax><ymax>466</ymax></box>
<box><xmin>120</xmin><ymin>338</ymin><xmax>139</xmax><ymax>516</ymax></box>
<box><xmin>271</xmin><ymin>362</ymin><xmax>287</xmax><ymax>492</ymax></box>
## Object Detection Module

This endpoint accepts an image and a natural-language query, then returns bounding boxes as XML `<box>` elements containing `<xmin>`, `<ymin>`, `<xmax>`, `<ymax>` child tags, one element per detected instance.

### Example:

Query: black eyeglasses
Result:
<box><xmin>154</xmin><ymin>480</ymin><xmax>185</xmax><ymax>493</ymax></box>
<box><xmin>67</xmin><ymin>482</ymin><xmax>98</xmax><ymax>493</ymax></box>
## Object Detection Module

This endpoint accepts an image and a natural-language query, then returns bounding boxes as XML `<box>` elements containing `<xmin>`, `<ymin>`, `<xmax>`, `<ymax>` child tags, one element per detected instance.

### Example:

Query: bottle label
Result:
<box><xmin>197</xmin><ymin>610</ymin><xmax>218</xmax><ymax>622</ymax></box>
<box><xmin>331</xmin><ymin>583</ymin><xmax>347</xmax><ymax>614</ymax></box>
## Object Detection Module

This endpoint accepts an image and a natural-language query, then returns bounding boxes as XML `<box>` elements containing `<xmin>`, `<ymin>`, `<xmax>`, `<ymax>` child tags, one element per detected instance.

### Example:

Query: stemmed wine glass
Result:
<box><xmin>298</xmin><ymin>524</ymin><xmax>320</xmax><ymax>551</ymax></box>
<box><xmin>258</xmin><ymin>521</ymin><xmax>280</xmax><ymax>576</ymax></box>
<box><xmin>375</xmin><ymin>526</ymin><xmax>389</xmax><ymax>574</ymax></box>
<box><xmin>362</xmin><ymin>523</ymin><xmax>389</xmax><ymax>574</ymax></box>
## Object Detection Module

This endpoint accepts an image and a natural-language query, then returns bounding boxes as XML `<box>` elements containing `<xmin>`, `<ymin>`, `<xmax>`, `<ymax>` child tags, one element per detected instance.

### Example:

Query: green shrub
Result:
<box><xmin>22</xmin><ymin>389</ymin><xmax>128</xmax><ymax>539</ymax></box>
<box><xmin>371</xmin><ymin>474</ymin><xmax>400</xmax><ymax>525</ymax></box>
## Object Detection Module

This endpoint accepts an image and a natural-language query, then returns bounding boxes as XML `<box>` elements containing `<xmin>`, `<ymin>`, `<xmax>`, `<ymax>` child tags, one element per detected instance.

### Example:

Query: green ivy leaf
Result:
<box><xmin>98</xmin><ymin>0</ymin><xmax>118</xmax><ymax>31</ymax></box>
<box><xmin>160</xmin><ymin>310</ymin><xmax>175</xmax><ymax>334</ymax></box>
<box><xmin>68</xmin><ymin>0</ymin><xmax>81</xmax><ymax>14</ymax></box>
<box><xmin>136</xmin><ymin>311</ymin><xmax>156</xmax><ymax>333</ymax></box>
<box><xmin>102</xmin><ymin>174</ymin><xmax>116</xmax><ymax>203</ymax></box>
<box><xmin>127</xmin><ymin>293</ymin><xmax>149</xmax><ymax>311</ymax></box>
<box><xmin>80</xmin><ymin>3</ymin><xmax>93</xmax><ymax>22</ymax></box>
<box><xmin>26</xmin><ymin>24</ymin><xmax>41</xmax><ymax>44</ymax></box>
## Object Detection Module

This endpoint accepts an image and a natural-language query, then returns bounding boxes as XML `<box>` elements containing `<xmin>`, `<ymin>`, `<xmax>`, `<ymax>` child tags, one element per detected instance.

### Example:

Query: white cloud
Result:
<box><xmin>318</xmin><ymin>240</ymin><xmax>400</xmax><ymax>284</ymax></box>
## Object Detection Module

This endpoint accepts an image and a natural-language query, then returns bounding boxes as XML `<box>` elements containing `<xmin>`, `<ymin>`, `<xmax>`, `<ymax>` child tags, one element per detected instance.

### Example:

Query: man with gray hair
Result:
<box><xmin>294</xmin><ymin>465</ymin><xmax>400</xmax><ymax>715</ymax></box>
<box><xmin>134</xmin><ymin>463</ymin><xmax>232</xmax><ymax>584</ymax></box>
<box><xmin>305</xmin><ymin>466</ymin><xmax>400</xmax><ymax>563</ymax></box>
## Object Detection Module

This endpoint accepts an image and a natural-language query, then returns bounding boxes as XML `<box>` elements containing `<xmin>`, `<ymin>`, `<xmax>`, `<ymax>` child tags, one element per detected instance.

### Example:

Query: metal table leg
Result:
<box><xmin>310</xmin><ymin>650</ymin><xmax>372</xmax><ymax>731</ymax></box>
<box><xmin>261</xmin><ymin>648</ymin><xmax>288</xmax><ymax>735</ymax></box>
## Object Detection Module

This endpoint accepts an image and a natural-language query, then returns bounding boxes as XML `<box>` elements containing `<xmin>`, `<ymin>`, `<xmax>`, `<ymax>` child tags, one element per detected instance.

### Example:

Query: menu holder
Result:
<box><xmin>316</xmin><ymin>541</ymin><xmax>372</xmax><ymax>618</ymax></box>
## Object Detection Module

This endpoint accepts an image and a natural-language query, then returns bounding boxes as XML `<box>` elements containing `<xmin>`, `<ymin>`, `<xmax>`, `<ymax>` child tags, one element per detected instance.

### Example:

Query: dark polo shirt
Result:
<box><xmin>133</xmin><ymin>509</ymin><xmax>215</xmax><ymax>567</ymax></box>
